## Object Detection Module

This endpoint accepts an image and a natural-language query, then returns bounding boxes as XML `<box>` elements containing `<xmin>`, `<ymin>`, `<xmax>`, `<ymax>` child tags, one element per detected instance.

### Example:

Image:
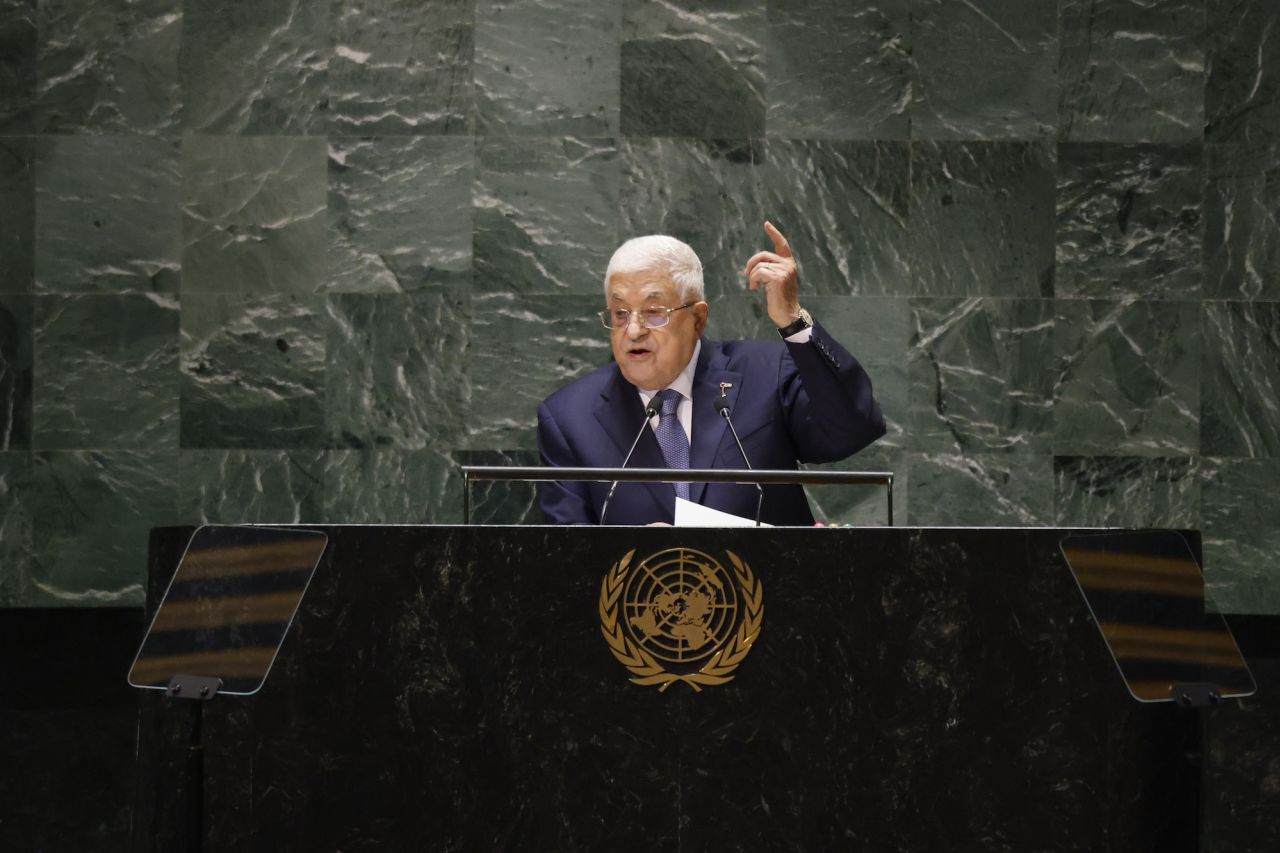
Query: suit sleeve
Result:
<box><xmin>536</xmin><ymin>400</ymin><xmax>598</xmax><ymax>525</ymax></box>
<box><xmin>778</xmin><ymin>320</ymin><xmax>886</xmax><ymax>463</ymax></box>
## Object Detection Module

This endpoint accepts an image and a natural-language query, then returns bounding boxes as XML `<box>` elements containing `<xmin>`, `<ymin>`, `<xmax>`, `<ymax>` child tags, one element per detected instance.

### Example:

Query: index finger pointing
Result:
<box><xmin>763</xmin><ymin>220</ymin><xmax>792</xmax><ymax>258</ymax></box>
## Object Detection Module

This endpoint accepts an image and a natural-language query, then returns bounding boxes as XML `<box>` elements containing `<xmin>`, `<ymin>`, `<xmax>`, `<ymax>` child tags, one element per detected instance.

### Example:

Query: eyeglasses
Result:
<box><xmin>599</xmin><ymin>303</ymin><xmax>694</xmax><ymax>330</ymax></box>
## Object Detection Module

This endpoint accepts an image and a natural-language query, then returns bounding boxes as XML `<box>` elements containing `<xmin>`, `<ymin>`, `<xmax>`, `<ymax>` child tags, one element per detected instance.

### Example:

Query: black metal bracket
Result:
<box><xmin>166</xmin><ymin>674</ymin><xmax>223</xmax><ymax>701</ymax></box>
<box><xmin>1170</xmin><ymin>682</ymin><xmax>1222</xmax><ymax>708</ymax></box>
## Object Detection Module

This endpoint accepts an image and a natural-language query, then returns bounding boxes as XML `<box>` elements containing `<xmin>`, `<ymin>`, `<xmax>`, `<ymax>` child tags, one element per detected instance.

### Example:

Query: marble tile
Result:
<box><xmin>0</xmin><ymin>452</ymin><xmax>32</xmax><ymax>604</ymax></box>
<box><xmin>180</xmin><ymin>292</ymin><xmax>326</xmax><ymax>449</ymax></box>
<box><xmin>467</xmin><ymin>293</ymin><xmax>609</xmax><ymax>450</ymax></box>
<box><xmin>765</xmin><ymin>0</ymin><xmax>909</xmax><ymax>139</ymax></box>
<box><xmin>910</xmin><ymin>141</ymin><xmax>1055</xmax><ymax>297</ymax></box>
<box><xmin>30</xmin><ymin>0</ymin><xmax>180</xmax><ymax>134</ymax></box>
<box><xmin>803</xmin><ymin>444</ymin><xmax>904</xmax><ymax>528</ymax></box>
<box><xmin>1059</xmin><ymin>0</ymin><xmax>1204</xmax><ymax>142</ymax></box>
<box><xmin>1204</xmin><ymin>143</ymin><xmax>1280</xmax><ymax>300</ymax></box>
<box><xmin>1053</xmin><ymin>299</ymin><xmax>1199</xmax><ymax>456</ymax></box>
<box><xmin>28</xmin><ymin>450</ymin><xmax>181</xmax><ymax>606</ymax></box>
<box><xmin>0</xmin><ymin>0</ymin><xmax>36</xmax><ymax>134</ymax></box>
<box><xmin>329</xmin><ymin>0</ymin><xmax>474</xmax><ymax>135</ymax></box>
<box><xmin>181</xmin><ymin>136</ymin><xmax>327</xmax><ymax>296</ymax></box>
<box><xmin>325</xmin><ymin>291</ymin><xmax>469</xmax><ymax>450</ymax></box>
<box><xmin>909</xmin><ymin>298</ymin><xmax>1055</xmax><ymax>453</ymax></box>
<box><xmin>907</xmin><ymin>450</ymin><xmax>1053</xmax><ymax>526</ymax></box>
<box><xmin>621</xmin><ymin>0</ymin><xmax>765</xmax><ymax>137</ymax></box>
<box><xmin>33</xmin><ymin>294</ymin><xmax>179</xmax><ymax>450</ymax></box>
<box><xmin>322</xmin><ymin>447</ymin><xmax>460</xmax><ymax>524</ymax></box>
<box><xmin>700</xmin><ymin>283</ymin><xmax>774</xmax><ymax>343</ymax></box>
<box><xmin>475</xmin><ymin>0</ymin><xmax>619</xmax><ymax>135</ymax></box>
<box><xmin>1201</xmin><ymin>301</ymin><xmax>1280</xmax><ymax>458</ymax></box>
<box><xmin>328</xmin><ymin>137</ymin><xmax>472</xmax><ymax>294</ymax></box>
<box><xmin>1201</xmin><ymin>458</ymin><xmax>1280</xmax><ymax>613</ymax></box>
<box><xmin>35</xmin><ymin>136</ymin><xmax>180</xmax><ymax>294</ymax></box>
<box><xmin>1056</xmin><ymin>144</ymin><xmax>1202</xmax><ymax>301</ymax></box>
<box><xmin>0</xmin><ymin>137</ymin><xmax>34</xmax><ymax>295</ymax></box>
<box><xmin>0</xmin><ymin>295</ymin><xmax>32</xmax><ymax>450</ymax></box>
<box><xmin>453</xmin><ymin>448</ymin><xmax>541</xmax><ymax>524</ymax></box>
<box><xmin>178</xmin><ymin>450</ymin><xmax>324</xmax><ymax>524</ymax></box>
<box><xmin>474</xmin><ymin>137</ymin><xmax>619</xmax><ymax>296</ymax></box>
<box><xmin>763</xmin><ymin>139</ymin><xmax>911</xmax><ymax>296</ymax></box>
<box><xmin>181</xmin><ymin>0</ymin><xmax>328</xmax><ymax>134</ymax></box>
<box><xmin>808</xmin><ymin>296</ymin><xmax>909</xmax><ymax>449</ymax></box>
<box><xmin>619</xmin><ymin>138</ymin><xmax>762</xmax><ymax>301</ymax></box>
<box><xmin>910</xmin><ymin>0</ymin><xmax>1057</xmax><ymax>140</ymax></box>
<box><xmin>1206</xmin><ymin>0</ymin><xmax>1280</xmax><ymax>147</ymax></box>
<box><xmin>1053</xmin><ymin>455</ymin><xmax>1200</xmax><ymax>528</ymax></box>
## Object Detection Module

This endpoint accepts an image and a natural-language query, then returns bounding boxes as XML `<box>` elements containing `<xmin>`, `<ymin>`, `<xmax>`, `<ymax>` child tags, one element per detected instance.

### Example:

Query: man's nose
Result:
<box><xmin>625</xmin><ymin>312</ymin><xmax>647</xmax><ymax>335</ymax></box>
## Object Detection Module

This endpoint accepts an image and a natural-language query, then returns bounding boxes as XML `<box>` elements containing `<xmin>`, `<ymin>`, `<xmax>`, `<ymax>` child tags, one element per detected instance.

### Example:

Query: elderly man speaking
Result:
<box><xmin>536</xmin><ymin>222</ymin><xmax>885</xmax><ymax>526</ymax></box>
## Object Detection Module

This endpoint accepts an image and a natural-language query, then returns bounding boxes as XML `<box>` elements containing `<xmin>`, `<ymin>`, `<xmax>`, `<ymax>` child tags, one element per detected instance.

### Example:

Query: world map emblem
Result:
<box><xmin>599</xmin><ymin>547</ymin><xmax>764</xmax><ymax>691</ymax></box>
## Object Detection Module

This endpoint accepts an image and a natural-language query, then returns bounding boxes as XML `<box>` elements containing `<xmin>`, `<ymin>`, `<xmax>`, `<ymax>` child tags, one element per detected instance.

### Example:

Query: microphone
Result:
<box><xmin>599</xmin><ymin>402</ymin><xmax>659</xmax><ymax>525</ymax></box>
<box><xmin>714</xmin><ymin>396</ymin><xmax>764</xmax><ymax>526</ymax></box>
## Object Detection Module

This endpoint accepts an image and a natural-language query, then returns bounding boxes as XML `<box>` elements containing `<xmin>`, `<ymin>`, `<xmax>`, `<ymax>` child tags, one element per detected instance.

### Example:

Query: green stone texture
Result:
<box><xmin>1054</xmin><ymin>456</ymin><xmax>1200</xmax><ymax>528</ymax></box>
<box><xmin>28</xmin><ymin>450</ymin><xmax>181</xmax><ymax>606</ymax></box>
<box><xmin>35</xmin><ymin>136</ymin><xmax>180</xmax><ymax>294</ymax></box>
<box><xmin>0</xmin><ymin>451</ymin><xmax>32</xmax><ymax>604</ymax></box>
<box><xmin>31</xmin><ymin>0</ymin><xmax>180</xmax><ymax>134</ymax></box>
<box><xmin>909</xmin><ymin>298</ymin><xmax>1055</xmax><ymax>453</ymax></box>
<box><xmin>908</xmin><ymin>451</ymin><xmax>1053</xmax><ymax>526</ymax></box>
<box><xmin>181</xmin><ymin>136</ymin><xmax>328</xmax><ymax>296</ymax></box>
<box><xmin>1206</xmin><ymin>0</ymin><xmax>1280</xmax><ymax>147</ymax></box>
<box><xmin>619</xmin><ymin>138</ymin><xmax>763</xmax><ymax>300</ymax></box>
<box><xmin>1059</xmin><ymin>0</ymin><xmax>1204</xmax><ymax>142</ymax></box>
<box><xmin>621</xmin><ymin>0</ymin><xmax>764</xmax><ymax>137</ymax></box>
<box><xmin>0</xmin><ymin>139</ymin><xmax>34</xmax><ymax>293</ymax></box>
<box><xmin>330</xmin><ymin>0</ymin><xmax>474</xmax><ymax>135</ymax></box>
<box><xmin>328</xmin><ymin>137</ymin><xmax>473</xmax><ymax>294</ymax></box>
<box><xmin>0</xmin><ymin>295</ymin><xmax>32</xmax><ymax>449</ymax></box>
<box><xmin>1201</xmin><ymin>301</ymin><xmax>1280</xmax><ymax>457</ymax></box>
<box><xmin>181</xmin><ymin>0</ymin><xmax>328</xmax><ymax>134</ymax></box>
<box><xmin>765</xmin><ymin>0</ymin><xmax>909</xmax><ymax>140</ymax></box>
<box><xmin>474</xmin><ymin>137</ymin><xmax>620</xmax><ymax>295</ymax></box>
<box><xmin>0</xmin><ymin>0</ymin><xmax>37</xmax><ymax>134</ymax></box>
<box><xmin>1053</xmin><ymin>299</ymin><xmax>1199</xmax><ymax>456</ymax></box>
<box><xmin>763</xmin><ymin>140</ymin><xmax>911</xmax><ymax>296</ymax></box>
<box><xmin>323</xmin><ymin>448</ymin><xmax>460</xmax><ymax>524</ymax></box>
<box><xmin>179</xmin><ymin>450</ymin><xmax>324</xmax><ymax>524</ymax></box>
<box><xmin>911</xmin><ymin>0</ymin><xmax>1058</xmax><ymax>140</ymax></box>
<box><xmin>34</xmin><ymin>294</ymin><xmax>179</xmax><ymax>450</ymax></box>
<box><xmin>910</xmin><ymin>141</ymin><xmax>1055</xmax><ymax>297</ymax></box>
<box><xmin>180</xmin><ymin>292</ymin><xmax>326</xmax><ymax>449</ymax></box>
<box><xmin>1056</xmin><ymin>144</ymin><xmax>1202</xmax><ymax>300</ymax></box>
<box><xmin>1204</xmin><ymin>142</ymin><xmax>1280</xmax><ymax>300</ymax></box>
<box><xmin>475</xmin><ymin>0</ymin><xmax>620</xmax><ymax>135</ymax></box>
<box><xmin>1201</xmin><ymin>457</ymin><xmax>1280</xmax><ymax>613</ymax></box>
<box><xmin>325</xmin><ymin>290</ymin><xmax>469</xmax><ymax>449</ymax></box>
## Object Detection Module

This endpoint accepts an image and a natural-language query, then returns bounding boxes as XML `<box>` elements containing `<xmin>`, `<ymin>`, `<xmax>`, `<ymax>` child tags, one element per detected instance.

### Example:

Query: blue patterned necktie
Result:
<box><xmin>654</xmin><ymin>388</ymin><xmax>690</xmax><ymax>500</ymax></box>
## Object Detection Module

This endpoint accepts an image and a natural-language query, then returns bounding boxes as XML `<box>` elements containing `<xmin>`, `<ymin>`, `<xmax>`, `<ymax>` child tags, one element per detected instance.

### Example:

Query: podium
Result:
<box><xmin>133</xmin><ymin>524</ymin><xmax>1212</xmax><ymax>852</ymax></box>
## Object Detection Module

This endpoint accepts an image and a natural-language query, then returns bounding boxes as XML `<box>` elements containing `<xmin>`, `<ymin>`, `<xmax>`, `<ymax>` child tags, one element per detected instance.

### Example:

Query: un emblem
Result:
<box><xmin>599</xmin><ymin>547</ymin><xmax>764</xmax><ymax>692</ymax></box>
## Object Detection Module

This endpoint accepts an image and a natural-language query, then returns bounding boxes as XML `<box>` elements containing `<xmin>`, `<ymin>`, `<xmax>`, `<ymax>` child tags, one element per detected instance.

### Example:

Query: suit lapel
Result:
<box><xmin>594</xmin><ymin>365</ymin><xmax>669</xmax><ymax>517</ymax></box>
<box><xmin>689</xmin><ymin>341</ymin><xmax>742</xmax><ymax>504</ymax></box>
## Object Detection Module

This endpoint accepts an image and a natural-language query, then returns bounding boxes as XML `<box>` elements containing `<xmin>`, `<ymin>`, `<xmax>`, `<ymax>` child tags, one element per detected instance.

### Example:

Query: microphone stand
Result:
<box><xmin>600</xmin><ymin>403</ymin><xmax>658</xmax><ymax>525</ymax></box>
<box><xmin>714</xmin><ymin>397</ymin><xmax>764</xmax><ymax>527</ymax></box>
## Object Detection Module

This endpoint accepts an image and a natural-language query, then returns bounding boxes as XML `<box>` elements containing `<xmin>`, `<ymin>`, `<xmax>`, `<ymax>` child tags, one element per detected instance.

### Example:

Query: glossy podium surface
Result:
<box><xmin>134</xmin><ymin>525</ymin><xmax>1204</xmax><ymax>852</ymax></box>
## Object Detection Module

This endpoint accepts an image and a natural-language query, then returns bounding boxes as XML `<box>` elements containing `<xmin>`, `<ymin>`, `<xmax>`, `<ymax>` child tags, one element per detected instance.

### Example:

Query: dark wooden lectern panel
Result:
<box><xmin>134</xmin><ymin>526</ymin><xmax>1200</xmax><ymax>852</ymax></box>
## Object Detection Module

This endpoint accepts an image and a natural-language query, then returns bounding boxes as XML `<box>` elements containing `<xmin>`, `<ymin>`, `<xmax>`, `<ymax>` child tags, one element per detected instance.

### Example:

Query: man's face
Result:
<box><xmin>608</xmin><ymin>268</ymin><xmax>708</xmax><ymax>391</ymax></box>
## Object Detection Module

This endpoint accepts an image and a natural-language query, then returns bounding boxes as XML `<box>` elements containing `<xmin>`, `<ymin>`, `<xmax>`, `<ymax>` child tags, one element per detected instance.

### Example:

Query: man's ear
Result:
<box><xmin>694</xmin><ymin>302</ymin><xmax>709</xmax><ymax>334</ymax></box>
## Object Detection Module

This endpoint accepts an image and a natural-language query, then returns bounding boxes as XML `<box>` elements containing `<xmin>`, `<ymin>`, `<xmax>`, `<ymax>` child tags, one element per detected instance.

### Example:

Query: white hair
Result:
<box><xmin>603</xmin><ymin>235</ymin><xmax>705</xmax><ymax>302</ymax></box>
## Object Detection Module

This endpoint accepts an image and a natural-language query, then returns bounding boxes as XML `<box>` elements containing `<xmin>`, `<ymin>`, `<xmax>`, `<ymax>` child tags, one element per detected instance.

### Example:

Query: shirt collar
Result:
<box><xmin>637</xmin><ymin>339</ymin><xmax>701</xmax><ymax>406</ymax></box>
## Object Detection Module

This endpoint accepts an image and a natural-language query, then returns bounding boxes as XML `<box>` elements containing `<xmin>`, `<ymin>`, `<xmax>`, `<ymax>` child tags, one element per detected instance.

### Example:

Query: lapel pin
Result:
<box><xmin>719</xmin><ymin>382</ymin><xmax>733</xmax><ymax>398</ymax></box>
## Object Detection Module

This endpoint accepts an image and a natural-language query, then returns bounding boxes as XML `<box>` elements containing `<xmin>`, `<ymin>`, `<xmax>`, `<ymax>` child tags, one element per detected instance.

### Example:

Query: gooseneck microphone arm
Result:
<box><xmin>714</xmin><ymin>397</ymin><xmax>764</xmax><ymax>527</ymax></box>
<box><xmin>599</xmin><ymin>403</ymin><xmax>659</xmax><ymax>525</ymax></box>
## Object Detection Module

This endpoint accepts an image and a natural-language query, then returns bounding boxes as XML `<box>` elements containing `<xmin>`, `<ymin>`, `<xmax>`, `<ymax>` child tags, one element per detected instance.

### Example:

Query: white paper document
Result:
<box><xmin>673</xmin><ymin>497</ymin><xmax>772</xmax><ymax>527</ymax></box>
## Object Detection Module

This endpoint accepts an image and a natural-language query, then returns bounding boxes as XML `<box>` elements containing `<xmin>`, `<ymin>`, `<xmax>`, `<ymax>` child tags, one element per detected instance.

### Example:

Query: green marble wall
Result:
<box><xmin>0</xmin><ymin>0</ymin><xmax>1277</xmax><ymax>613</ymax></box>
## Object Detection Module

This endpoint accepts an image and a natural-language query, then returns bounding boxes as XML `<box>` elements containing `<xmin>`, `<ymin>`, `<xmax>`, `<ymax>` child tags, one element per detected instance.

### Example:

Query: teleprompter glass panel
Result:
<box><xmin>1059</xmin><ymin>530</ymin><xmax>1255</xmax><ymax>703</ymax></box>
<box><xmin>128</xmin><ymin>525</ymin><xmax>328</xmax><ymax>695</ymax></box>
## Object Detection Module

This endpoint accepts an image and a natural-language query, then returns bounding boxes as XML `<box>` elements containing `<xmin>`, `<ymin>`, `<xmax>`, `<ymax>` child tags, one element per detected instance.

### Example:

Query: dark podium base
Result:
<box><xmin>134</xmin><ymin>525</ymin><xmax>1201</xmax><ymax>852</ymax></box>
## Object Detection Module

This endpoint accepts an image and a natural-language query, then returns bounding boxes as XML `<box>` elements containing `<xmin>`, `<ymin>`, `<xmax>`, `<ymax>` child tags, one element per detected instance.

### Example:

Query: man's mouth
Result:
<box><xmin>626</xmin><ymin>347</ymin><xmax>651</xmax><ymax>359</ymax></box>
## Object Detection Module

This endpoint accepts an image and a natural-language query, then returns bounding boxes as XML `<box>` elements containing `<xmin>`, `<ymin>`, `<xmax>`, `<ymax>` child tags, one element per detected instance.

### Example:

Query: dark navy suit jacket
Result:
<box><xmin>536</xmin><ymin>322</ymin><xmax>885</xmax><ymax>525</ymax></box>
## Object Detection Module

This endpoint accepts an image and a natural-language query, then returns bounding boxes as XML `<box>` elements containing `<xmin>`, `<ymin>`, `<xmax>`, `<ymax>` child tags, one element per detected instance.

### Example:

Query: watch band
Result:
<box><xmin>777</xmin><ymin>308</ymin><xmax>812</xmax><ymax>338</ymax></box>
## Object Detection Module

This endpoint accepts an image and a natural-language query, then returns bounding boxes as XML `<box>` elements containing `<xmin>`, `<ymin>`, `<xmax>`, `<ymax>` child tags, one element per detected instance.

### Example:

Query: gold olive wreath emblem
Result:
<box><xmin>599</xmin><ymin>547</ymin><xmax>764</xmax><ymax>692</ymax></box>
